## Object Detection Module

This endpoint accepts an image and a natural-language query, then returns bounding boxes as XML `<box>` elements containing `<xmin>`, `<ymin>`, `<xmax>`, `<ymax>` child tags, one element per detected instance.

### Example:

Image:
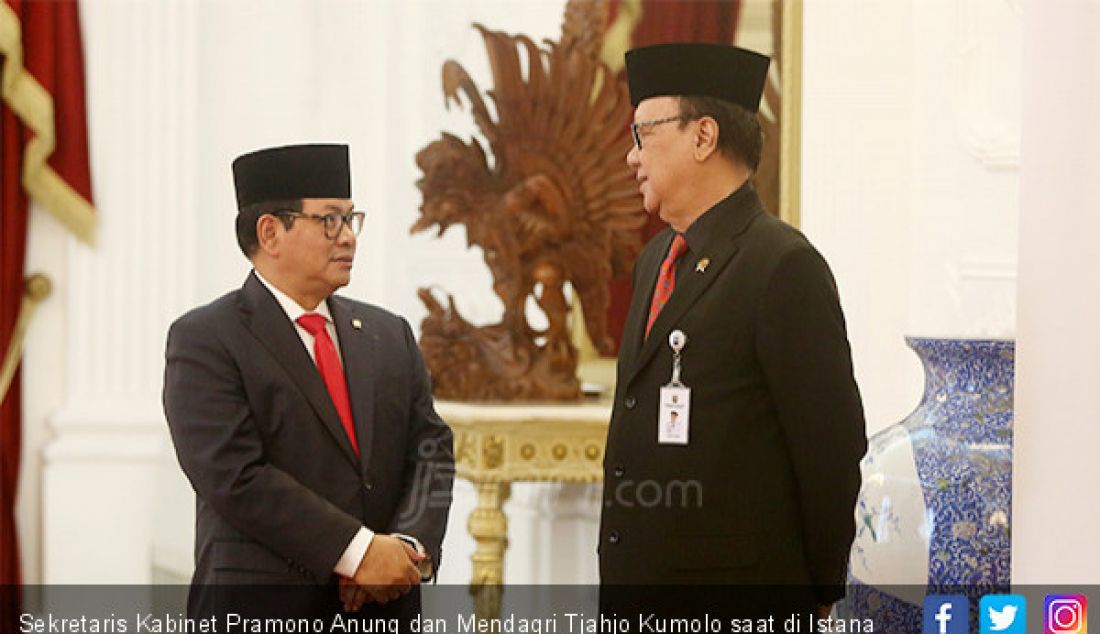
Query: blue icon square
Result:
<box><xmin>924</xmin><ymin>595</ymin><xmax>969</xmax><ymax>634</ymax></box>
<box><xmin>981</xmin><ymin>594</ymin><xmax>1027</xmax><ymax>634</ymax></box>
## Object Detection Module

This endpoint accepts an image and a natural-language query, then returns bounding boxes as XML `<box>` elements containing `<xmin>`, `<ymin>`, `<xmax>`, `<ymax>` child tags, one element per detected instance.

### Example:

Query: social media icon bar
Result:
<box><xmin>925</xmin><ymin>595</ymin><xmax>969</xmax><ymax>634</ymax></box>
<box><xmin>981</xmin><ymin>595</ymin><xmax>1026</xmax><ymax>634</ymax></box>
<box><xmin>1046</xmin><ymin>594</ymin><xmax>1088</xmax><ymax>634</ymax></box>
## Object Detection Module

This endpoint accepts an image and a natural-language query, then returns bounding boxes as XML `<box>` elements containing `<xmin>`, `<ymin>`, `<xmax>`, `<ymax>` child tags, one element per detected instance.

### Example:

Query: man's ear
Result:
<box><xmin>256</xmin><ymin>214</ymin><xmax>282</xmax><ymax>256</ymax></box>
<box><xmin>693</xmin><ymin>116</ymin><xmax>720</xmax><ymax>162</ymax></box>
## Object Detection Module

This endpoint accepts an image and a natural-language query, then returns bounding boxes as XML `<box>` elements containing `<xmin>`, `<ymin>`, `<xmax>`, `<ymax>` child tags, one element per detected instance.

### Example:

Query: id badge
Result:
<box><xmin>658</xmin><ymin>385</ymin><xmax>691</xmax><ymax>445</ymax></box>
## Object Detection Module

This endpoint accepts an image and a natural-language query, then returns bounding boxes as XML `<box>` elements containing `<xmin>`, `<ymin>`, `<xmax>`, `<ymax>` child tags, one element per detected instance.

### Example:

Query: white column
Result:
<box><xmin>503</xmin><ymin>484</ymin><xmax>601</xmax><ymax>584</ymax></box>
<box><xmin>40</xmin><ymin>0</ymin><xmax>199</xmax><ymax>583</ymax></box>
<box><xmin>1012</xmin><ymin>0</ymin><xmax>1100</xmax><ymax>582</ymax></box>
<box><xmin>21</xmin><ymin>207</ymin><xmax>71</xmax><ymax>585</ymax></box>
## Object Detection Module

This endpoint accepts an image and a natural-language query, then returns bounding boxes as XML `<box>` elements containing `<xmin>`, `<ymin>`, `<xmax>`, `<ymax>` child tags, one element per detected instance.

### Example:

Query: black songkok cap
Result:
<box><xmin>625</xmin><ymin>43</ymin><xmax>771</xmax><ymax>111</ymax></box>
<box><xmin>232</xmin><ymin>144</ymin><xmax>351</xmax><ymax>209</ymax></box>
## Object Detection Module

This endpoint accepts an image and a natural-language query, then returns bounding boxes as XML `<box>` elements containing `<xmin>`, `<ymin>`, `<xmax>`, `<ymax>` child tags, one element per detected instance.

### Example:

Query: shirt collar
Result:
<box><xmin>253</xmin><ymin>269</ymin><xmax>334</xmax><ymax>326</ymax></box>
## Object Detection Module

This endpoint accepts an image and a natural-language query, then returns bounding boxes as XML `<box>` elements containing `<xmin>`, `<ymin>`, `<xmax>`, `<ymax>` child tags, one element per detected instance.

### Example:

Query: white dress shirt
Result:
<box><xmin>253</xmin><ymin>270</ymin><xmax>373</xmax><ymax>578</ymax></box>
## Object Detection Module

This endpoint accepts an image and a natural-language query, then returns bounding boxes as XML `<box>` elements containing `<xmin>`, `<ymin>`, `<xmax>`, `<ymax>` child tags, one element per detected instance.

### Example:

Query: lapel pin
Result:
<box><xmin>351</xmin><ymin>319</ymin><xmax>362</xmax><ymax>330</ymax></box>
<box><xmin>696</xmin><ymin>258</ymin><xmax>710</xmax><ymax>273</ymax></box>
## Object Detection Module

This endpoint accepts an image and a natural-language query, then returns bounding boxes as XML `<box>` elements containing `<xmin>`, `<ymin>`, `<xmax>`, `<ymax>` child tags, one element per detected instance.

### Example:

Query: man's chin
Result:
<box><xmin>327</xmin><ymin>272</ymin><xmax>352</xmax><ymax>290</ymax></box>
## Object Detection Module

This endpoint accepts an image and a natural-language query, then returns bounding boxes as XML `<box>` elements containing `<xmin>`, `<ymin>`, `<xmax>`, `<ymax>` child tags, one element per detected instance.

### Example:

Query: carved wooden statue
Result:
<box><xmin>413</xmin><ymin>1</ymin><xmax>644</xmax><ymax>401</ymax></box>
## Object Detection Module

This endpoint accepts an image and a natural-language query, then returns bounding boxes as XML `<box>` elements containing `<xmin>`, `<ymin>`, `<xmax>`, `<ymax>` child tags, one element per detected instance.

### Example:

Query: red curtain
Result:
<box><xmin>1</xmin><ymin>61</ymin><xmax>30</xmax><ymax>623</ymax></box>
<box><xmin>1</xmin><ymin>0</ymin><xmax>94</xmax><ymax>621</ymax></box>
<box><xmin>604</xmin><ymin>0</ymin><xmax>742</xmax><ymax>351</ymax></box>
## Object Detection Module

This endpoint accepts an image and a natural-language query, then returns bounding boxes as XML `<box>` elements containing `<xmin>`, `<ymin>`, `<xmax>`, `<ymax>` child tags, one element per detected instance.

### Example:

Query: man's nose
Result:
<box><xmin>626</xmin><ymin>143</ymin><xmax>639</xmax><ymax>167</ymax></box>
<box><xmin>335</xmin><ymin>222</ymin><xmax>357</xmax><ymax>246</ymax></box>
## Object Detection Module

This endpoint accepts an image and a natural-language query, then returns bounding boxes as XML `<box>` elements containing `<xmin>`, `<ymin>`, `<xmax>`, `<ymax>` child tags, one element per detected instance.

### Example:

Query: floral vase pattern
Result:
<box><xmin>841</xmin><ymin>338</ymin><xmax>1014</xmax><ymax>633</ymax></box>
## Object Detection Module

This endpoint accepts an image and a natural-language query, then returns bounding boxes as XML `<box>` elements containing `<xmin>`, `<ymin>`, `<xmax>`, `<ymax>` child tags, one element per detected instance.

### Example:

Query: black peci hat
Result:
<box><xmin>625</xmin><ymin>43</ymin><xmax>770</xmax><ymax>112</ymax></box>
<box><xmin>232</xmin><ymin>144</ymin><xmax>351</xmax><ymax>209</ymax></box>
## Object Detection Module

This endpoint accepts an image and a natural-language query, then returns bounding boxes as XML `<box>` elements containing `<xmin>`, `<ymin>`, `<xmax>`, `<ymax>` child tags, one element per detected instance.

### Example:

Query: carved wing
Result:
<box><xmin>443</xmin><ymin>23</ymin><xmax>645</xmax><ymax>259</ymax></box>
<box><xmin>454</xmin><ymin>24</ymin><xmax>645</xmax><ymax>349</ymax></box>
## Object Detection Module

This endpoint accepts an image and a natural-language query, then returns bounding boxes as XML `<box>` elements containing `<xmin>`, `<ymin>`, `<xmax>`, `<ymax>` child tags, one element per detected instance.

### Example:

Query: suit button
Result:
<box><xmin>624</xmin><ymin>396</ymin><xmax>637</xmax><ymax>409</ymax></box>
<box><xmin>613</xmin><ymin>465</ymin><xmax>625</xmax><ymax>478</ymax></box>
<box><xmin>364</xmin><ymin>482</ymin><xmax>374</xmax><ymax>491</ymax></box>
<box><xmin>608</xmin><ymin>531</ymin><xmax>620</xmax><ymax>544</ymax></box>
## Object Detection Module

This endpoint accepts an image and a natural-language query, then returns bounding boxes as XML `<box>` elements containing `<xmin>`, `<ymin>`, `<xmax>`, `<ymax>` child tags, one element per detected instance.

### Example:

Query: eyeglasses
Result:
<box><xmin>630</xmin><ymin>115</ymin><xmax>692</xmax><ymax>149</ymax></box>
<box><xmin>274</xmin><ymin>210</ymin><xmax>365</xmax><ymax>240</ymax></box>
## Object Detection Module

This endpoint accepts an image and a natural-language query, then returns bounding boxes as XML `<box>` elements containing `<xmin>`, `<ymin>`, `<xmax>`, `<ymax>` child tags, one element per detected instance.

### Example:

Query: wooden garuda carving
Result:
<box><xmin>413</xmin><ymin>1</ymin><xmax>644</xmax><ymax>401</ymax></box>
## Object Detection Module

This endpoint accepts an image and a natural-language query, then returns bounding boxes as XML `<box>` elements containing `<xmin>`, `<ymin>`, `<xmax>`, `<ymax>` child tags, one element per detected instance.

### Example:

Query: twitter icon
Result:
<box><xmin>981</xmin><ymin>594</ymin><xmax>1027</xmax><ymax>634</ymax></box>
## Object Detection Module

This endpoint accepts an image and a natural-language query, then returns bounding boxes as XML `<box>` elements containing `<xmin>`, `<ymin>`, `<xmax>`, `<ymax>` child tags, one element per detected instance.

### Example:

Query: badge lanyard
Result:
<box><xmin>659</xmin><ymin>330</ymin><xmax>691</xmax><ymax>445</ymax></box>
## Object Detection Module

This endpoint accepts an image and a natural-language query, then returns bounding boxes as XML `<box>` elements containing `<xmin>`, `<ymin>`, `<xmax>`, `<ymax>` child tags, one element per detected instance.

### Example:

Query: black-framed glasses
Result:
<box><xmin>274</xmin><ymin>210</ymin><xmax>365</xmax><ymax>239</ymax></box>
<box><xmin>630</xmin><ymin>115</ymin><xmax>692</xmax><ymax>149</ymax></box>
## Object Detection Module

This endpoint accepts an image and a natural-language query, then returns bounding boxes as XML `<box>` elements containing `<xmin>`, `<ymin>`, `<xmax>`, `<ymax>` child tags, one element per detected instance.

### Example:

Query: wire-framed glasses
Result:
<box><xmin>630</xmin><ymin>115</ymin><xmax>692</xmax><ymax>149</ymax></box>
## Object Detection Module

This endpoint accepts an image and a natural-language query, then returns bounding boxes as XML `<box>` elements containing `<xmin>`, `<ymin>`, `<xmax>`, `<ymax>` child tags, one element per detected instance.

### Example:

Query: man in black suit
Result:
<box><xmin>163</xmin><ymin>144</ymin><xmax>453</xmax><ymax>619</ymax></box>
<box><xmin>599</xmin><ymin>44</ymin><xmax>867</xmax><ymax>619</ymax></box>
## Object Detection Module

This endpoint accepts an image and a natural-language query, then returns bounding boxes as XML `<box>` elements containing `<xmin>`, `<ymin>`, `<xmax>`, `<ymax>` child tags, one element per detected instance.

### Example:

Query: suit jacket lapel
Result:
<box><xmin>623</xmin><ymin>185</ymin><xmax>766</xmax><ymax>388</ymax></box>
<box><xmin>238</xmin><ymin>273</ymin><xmax>360</xmax><ymax>467</ymax></box>
<box><xmin>624</xmin><ymin>238</ymin><xmax>742</xmax><ymax>387</ymax></box>
<box><xmin>329</xmin><ymin>296</ymin><xmax>376</xmax><ymax>475</ymax></box>
<box><xmin>618</xmin><ymin>231</ymin><xmax>672</xmax><ymax>375</ymax></box>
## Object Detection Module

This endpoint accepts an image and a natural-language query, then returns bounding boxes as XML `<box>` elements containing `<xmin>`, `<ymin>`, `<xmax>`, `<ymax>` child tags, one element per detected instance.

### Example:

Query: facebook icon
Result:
<box><xmin>924</xmin><ymin>595</ymin><xmax>969</xmax><ymax>634</ymax></box>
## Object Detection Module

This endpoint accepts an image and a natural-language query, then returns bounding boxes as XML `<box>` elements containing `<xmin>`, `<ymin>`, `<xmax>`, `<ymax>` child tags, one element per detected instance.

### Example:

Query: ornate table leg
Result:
<box><xmin>468</xmin><ymin>480</ymin><xmax>511</xmax><ymax>619</ymax></box>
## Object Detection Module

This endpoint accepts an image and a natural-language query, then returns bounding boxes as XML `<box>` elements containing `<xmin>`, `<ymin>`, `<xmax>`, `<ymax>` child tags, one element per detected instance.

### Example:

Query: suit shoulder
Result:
<box><xmin>748</xmin><ymin>211</ymin><xmax>813</xmax><ymax>252</ymax></box>
<box><xmin>164</xmin><ymin>291</ymin><xmax>245</xmax><ymax>361</ymax></box>
<box><xmin>745</xmin><ymin>212</ymin><xmax>832</xmax><ymax>268</ymax></box>
<box><xmin>332</xmin><ymin>296</ymin><xmax>410</xmax><ymax>331</ymax></box>
<box><xmin>170</xmin><ymin>289</ymin><xmax>241</xmax><ymax>332</ymax></box>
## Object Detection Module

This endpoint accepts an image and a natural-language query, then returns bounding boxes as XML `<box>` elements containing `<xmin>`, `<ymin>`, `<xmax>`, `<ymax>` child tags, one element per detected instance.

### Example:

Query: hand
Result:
<box><xmin>338</xmin><ymin>575</ymin><xmax>371</xmax><ymax>613</ymax></box>
<box><xmin>349</xmin><ymin>534</ymin><xmax>425</xmax><ymax>604</ymax></box>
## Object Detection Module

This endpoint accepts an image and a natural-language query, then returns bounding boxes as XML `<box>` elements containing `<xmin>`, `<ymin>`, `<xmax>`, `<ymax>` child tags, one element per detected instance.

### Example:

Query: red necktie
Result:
<box><xmin>645</xmin><ymin>234</ymin><xmax>688</xmax><ymax>338</ymax></box>
<box><xmin>297</xmin><ymin>313</ymin><xmax>359</xmax><ymax>456</ymax></box>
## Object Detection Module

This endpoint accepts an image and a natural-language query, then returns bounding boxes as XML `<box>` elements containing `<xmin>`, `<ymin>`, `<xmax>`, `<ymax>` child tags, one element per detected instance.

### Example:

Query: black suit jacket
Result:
<box><xmin>163</xmin><ymin>272</ymin><xmax>453</xmax><ymax>614</ymax></box>
<box><xmin>599</xmin><ymin>183</ymin><xmax>866</xmax><ymax>605</ymax></box>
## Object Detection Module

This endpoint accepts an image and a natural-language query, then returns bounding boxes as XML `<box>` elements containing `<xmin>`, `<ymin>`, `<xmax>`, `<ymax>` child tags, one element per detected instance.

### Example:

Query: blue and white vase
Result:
<box><xmin>842</xmin><ymin>338</ymin><xmax>1014</xmax><ymax>632</ymax></box>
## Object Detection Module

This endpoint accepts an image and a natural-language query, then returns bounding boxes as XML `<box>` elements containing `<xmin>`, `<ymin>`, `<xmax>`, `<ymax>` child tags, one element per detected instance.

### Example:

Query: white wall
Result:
<box><xmin>802</xmin><ymin>0</ymin><xmax>1020</xmax><ymax>438</ymax></box>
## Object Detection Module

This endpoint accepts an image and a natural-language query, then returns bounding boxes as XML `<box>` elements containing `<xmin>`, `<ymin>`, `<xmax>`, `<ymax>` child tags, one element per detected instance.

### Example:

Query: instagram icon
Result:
<box><xmin>1046</xmin><ymin>595</ymin><xmax>1088</xmax><ymax>634</ymax></box>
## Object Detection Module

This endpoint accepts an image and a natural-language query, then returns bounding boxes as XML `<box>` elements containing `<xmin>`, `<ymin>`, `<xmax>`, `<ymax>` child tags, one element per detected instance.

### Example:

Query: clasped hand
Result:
<box><xmin>338</xmin><ymin>534</ymin><xmax>426</xmax><ymax>612</ymax></box>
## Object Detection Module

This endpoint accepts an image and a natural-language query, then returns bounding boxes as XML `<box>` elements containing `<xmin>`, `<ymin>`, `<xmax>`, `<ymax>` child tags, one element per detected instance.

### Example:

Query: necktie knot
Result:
<box><xmin>668</xmin><ymin>234</ymin><xmax>688</xmax><ymax>262</ymax></box>
<box><xmin>297</xmin><ymin>313</ymin><xmax>327</xmax><ymax>336</ymax></box>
